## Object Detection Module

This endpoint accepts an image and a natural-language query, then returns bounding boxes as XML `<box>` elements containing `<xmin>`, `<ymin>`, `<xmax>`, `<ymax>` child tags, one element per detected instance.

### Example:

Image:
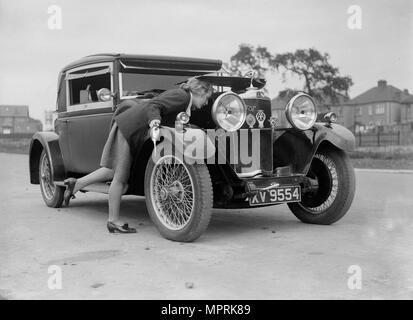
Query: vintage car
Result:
<box><xmin>29</xmin><ymin>53</ymin><xmax>356</xmax><ymax>242</ymax></box>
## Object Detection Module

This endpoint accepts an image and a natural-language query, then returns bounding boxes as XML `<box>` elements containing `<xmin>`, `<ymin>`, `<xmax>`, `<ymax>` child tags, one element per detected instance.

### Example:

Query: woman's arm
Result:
<box><xmin>145</xmin><ymin>89</ymin><xmax>190</xmax><ymax>126</ymax></box>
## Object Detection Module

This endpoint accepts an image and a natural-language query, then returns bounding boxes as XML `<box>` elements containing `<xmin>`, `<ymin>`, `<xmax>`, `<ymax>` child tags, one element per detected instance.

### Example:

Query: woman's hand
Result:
<box><xmin>149</xmin><ymin>119</ymin><xmax>161</xmax><ymax>129</ymax></box>
<box><xmin>149</xmin><ymin>119</ymin><xmax>161</xmax><ymax>142</ymax></box>
<box><xmin>149</xmin><ymin>120</ymin><xmax>161</xmax><ymax>155</ymax></box>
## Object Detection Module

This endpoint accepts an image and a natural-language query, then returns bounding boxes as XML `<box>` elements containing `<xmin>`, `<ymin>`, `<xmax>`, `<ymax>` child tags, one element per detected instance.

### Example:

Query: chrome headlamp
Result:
<box><xmin>211</xmin><ymin>92</ymin><xmax>246</xmax><ymax>131</ymax></box>
<box><xmin>324</xmin><ymin>112</ymin><xmax>337</xmax><ymax>124</ymax></box>
<box><xmin>176</xmin><ymin>112</ymin><xmax>190</xmax><ymax>124</ymax></box>
<box><xmin>285</xmin><ymin>93</ymin><xmax>317</xmax><ymax>130</ymax></box>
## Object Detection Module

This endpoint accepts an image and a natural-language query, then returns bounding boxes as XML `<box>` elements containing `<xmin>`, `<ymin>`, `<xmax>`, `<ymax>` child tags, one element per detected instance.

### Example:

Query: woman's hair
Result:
<box><xmin>180</xmin><ymin>77</ymin><xmax>213</xmax><ymax>96</ymax></box>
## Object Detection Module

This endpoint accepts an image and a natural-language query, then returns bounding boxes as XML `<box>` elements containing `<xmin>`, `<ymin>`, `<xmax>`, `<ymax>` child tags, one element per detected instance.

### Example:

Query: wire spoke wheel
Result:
<box><xmin>40</xmin><ymin>151</ymin><xmax>56</xmax><ymax>201</ymax></box>
<box><xmin>39</xmin><ymin>150</ymin><xmax>64</xmax><ymax>208</ymax></box>
<box><xmin>288</xmin><ymin>147</ymin><xmax>355</xmax><ymax>225</ymax></box>
<box><xmin>300</xmin><ymin>153</ymin><xmax>339</xmax><ymax>214</ymax></box>
<box><xmin>150</xmin><ymin>155</ymin><xmax>195</xmax><ymax>230</ymax></box>
<box><xmin>145</xmin><ymin>148</ymin><xmax>213</xmax><ymax>242</ymax></box>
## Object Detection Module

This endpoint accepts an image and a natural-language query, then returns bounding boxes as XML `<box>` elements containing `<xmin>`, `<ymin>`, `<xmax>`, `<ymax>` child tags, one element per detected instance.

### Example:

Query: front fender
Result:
<box><xmin>157</xmin><ymin>126</ymin><xmax>216</xmax><ymax>162</ymax></box>
<box><xmin>273</xmin><ymin>123</ymin><xmax>355</xmax><ymax>175</ymax></box>
<box><xmin>29</xmin><ymin>132</ymin><xmax>66</xmax><ymax>184</ymax></box>
<box><xmin>313</xmin><ymin>123</ymin><xmax>356</xmax><ymax>152</ymax></box>
<box><xmin>127</xmin><ymin>126</ymin><xmax>216</xmax><ymax>196</ymax></box>
<box><xmin>301</xmin><ymin>123</ymin><xmax>355</xmax><ymax>174</ymax></box>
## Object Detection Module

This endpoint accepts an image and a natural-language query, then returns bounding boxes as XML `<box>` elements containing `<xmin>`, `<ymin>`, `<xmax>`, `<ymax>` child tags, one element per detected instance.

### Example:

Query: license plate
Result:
<box><xmin>249</xmin><ymin>185</ymin><xmax>301</xmax><ymax>206</ymax></box>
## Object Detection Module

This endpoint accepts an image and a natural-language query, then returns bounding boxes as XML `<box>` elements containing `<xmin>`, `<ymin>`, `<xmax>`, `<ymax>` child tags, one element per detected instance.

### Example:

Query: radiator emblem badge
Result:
<box><xmin>269</xmin><ymin>116</ymin><xmax>278</xmax><ymax>128</ymax></box>
<box><xmin>256</xmin><ymin>110</ymin><xmax>266</xmax><ymax>128</ymax></box>
<box><xmin>246</xmin><ymin>114</ymin><xmax>256</xmax><ymax>128</ymax></box>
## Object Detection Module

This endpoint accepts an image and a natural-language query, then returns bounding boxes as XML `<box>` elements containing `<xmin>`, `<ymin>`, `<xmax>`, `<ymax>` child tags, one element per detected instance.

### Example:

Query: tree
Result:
<box><xmin>225</xmin><ymin>44</ymin><xmax>272</xmax><ymax>78</ymax></box>
<box><xmin>271</xmin><ymin>48</ymin><xmax>353</xmax><ymax>104</ymax></box>
<box><xmin>227</xmin><ymin>45</ymin><xmax>353</xmax><ymax>105</ymax></box>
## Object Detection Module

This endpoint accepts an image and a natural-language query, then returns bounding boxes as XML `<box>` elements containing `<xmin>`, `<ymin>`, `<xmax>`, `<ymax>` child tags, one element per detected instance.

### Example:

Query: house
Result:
<box><xmin>401</xmin><ymin>95</ymin><xmax>413</xmax><ymax>124</ymax></box>
<box><xmin>330</xmin><ymin>80</ymin><xmax>411</xmax><ymax>133</ymax></box>
<box><xmin>0</xmin><ymin>105</ymin><xmax>42</xmax><ymax>134</ymax></box>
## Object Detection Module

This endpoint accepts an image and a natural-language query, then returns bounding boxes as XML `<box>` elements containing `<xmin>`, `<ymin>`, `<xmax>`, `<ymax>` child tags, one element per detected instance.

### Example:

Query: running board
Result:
<box><xmin>54</xmin><ymin>181</ymin><xmax>111</xmax><ymax>194</ymax></box>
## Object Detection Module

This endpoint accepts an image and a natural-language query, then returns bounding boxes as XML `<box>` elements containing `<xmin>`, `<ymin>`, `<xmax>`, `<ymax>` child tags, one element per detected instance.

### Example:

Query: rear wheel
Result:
<box><xmin>39</xmin><ymin>149</ymin><xmax>64</xmax><ymax>208</ymax></box>
<box><xmin>144</xmin><ymin>153</ymin><xmax>213</xmax><ymax>242</ymax></box>
<box><xmin>288</xmin><ymin>147</ymin><xmax>355</xmax><ymax>224</ymax></box>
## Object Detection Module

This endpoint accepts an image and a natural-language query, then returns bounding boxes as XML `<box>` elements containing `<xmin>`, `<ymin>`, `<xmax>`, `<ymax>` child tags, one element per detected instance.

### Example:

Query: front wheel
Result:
<box><xmin>39</xmin><ymin>149</ymin><xmax>64</xmax><ymax>208</ymax></box>
<box><xmin>144</xmin><ymin>154</ymin><xmax>213</xmax><ymax>242</ymax></box>
<box><xmin>288</xmin><ymin>147</ymin><xmax>355</xmax><ymax>224</ymax></box>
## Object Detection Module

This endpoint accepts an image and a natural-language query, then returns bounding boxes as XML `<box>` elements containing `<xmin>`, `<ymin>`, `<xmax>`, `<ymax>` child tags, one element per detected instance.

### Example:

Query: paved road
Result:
<box><xmin>0</xmin><ymin>152</ymin><xmax>412</xmax><ymax>299</ymax></box>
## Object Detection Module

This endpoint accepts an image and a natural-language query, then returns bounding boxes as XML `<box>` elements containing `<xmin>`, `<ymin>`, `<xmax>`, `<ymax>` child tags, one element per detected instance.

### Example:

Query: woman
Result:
<box><xmin>63</xmin><ymin>77</ymin><xmax>213</xmax><ymax>233</ymax></box>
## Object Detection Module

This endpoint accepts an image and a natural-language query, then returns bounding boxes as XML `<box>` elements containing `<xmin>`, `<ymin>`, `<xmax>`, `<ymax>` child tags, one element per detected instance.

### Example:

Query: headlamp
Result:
<box><xmin>285</xmin><ymin>93</ymin><xmax>317</xmax><ymax>130</ymax></box>
<box><xmin>211</xmin><ymin>92</ymin><xmax>246</xmax><ymax>131</ymax></box>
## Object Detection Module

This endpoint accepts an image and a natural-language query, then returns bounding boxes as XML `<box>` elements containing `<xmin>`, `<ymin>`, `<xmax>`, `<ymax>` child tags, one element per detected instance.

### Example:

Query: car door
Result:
<box><xmin>59</xmin><ymin>62</ymin><xmax>115</xmax><ymax>174</ymax></box>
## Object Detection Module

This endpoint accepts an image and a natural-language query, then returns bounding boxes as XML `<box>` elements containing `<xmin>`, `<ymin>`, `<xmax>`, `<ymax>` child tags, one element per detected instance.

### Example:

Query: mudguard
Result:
<box><xmin>273</xmin><ymin>123</ymin><xmax>355</xmax><ymax>175</ymax></box>
<box><xmin>313</xmin><ymin>123</ymin><xmax>356</xmax><ymax>152</ymax></box>
<box><xmin>127</xmin><ymin>126</ymin><xmax>216</xmax><ymax>196</ymax></box>
<box><xmin>156</xmin><ymin>126</ymin><xmax>216</xmax><ymax>163</ymax></box>
<box><xmin>29</xmin><ymin>132</ymin><xmax>66</xmax><ymax>184</ymax></box>
<box><xmin>302</xmin><ymin>123</ymin><xmax>355</xmax><ymax>174</ymax></box>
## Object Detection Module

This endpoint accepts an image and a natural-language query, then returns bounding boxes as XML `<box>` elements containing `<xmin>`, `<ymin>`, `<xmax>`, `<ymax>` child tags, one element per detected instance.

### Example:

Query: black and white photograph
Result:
<box><xmin>0</xmin><ymin>0</ymin><xmax>412</xmax><ymax>303</ymax></box>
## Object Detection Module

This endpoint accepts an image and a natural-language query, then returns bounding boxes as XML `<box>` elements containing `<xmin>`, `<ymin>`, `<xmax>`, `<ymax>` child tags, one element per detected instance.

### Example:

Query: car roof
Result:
<box><xmin>61</xmin><ymin>53</ymin><xmax>223</xmax><ymax>73</ymax></box>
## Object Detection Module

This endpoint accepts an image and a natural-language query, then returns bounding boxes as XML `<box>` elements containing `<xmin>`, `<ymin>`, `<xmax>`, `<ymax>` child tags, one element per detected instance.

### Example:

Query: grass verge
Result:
<box><xmin>350</xmin><ymin>145</ymin><xmax>413</xmax><ymax>169</ymax></box>
<box><xmin>351</xmin><ymin>158</ymin><xmax>413</xmax><ymax>170</ymax></box>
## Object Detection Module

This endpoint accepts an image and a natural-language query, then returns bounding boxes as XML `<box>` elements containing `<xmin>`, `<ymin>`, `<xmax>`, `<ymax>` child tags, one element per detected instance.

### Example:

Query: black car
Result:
<box><xmin>29</xmin><ymin>53</ymin><xmax>356</xmax><ymax>242</ymax></box>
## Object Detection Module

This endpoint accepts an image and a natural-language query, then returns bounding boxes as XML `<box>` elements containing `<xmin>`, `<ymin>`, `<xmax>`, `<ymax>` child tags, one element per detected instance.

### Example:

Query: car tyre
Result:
<box><xmin>288</xmin><ymin>147</ymin><xmax>355</xmax><ymax>224</ymax></box>
<box><xmin>39</xmin><ymin>149</ymin><xmax>64</xmax><ymax>208</ymax></box>
<box><xmin>144</xmin><ymin>153</ymin><xmax>213</xmax><ymax>242</ymax></box>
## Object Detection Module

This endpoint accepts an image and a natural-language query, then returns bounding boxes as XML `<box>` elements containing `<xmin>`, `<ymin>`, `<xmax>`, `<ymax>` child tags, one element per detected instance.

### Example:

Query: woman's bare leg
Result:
<box><xmin>107</xmin><ymin>139</ymin><xmax>132</xmax><ymax>225</ymax></box>
<box><xmin>108</xmin><ymin>177</ymin><xmax>127</xmax><ymax>224</ymax></box>
<box><xmin>73</xmin><ymin>167</ymin><xmax>114</xmax><ymax>193</ymax></box>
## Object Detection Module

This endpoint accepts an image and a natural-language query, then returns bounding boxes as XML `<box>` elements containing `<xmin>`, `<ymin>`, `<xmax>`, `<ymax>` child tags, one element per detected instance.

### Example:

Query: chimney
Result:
<box><xmin>378</xmin><ymin>80</ymin><xmax>387</xmax><ymax>89</ymax></box>
<box><xmin>404</xmin><ymin>89</ymin><xmax>409</xmax><ymax>95</ymax></box>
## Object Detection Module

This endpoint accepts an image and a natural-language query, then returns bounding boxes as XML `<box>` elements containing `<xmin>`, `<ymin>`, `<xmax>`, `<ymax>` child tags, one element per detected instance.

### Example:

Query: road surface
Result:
<box><xmin>0</xmin><ymin>152</ymin><xmax>412</xmax><ymax>299</ymax></box>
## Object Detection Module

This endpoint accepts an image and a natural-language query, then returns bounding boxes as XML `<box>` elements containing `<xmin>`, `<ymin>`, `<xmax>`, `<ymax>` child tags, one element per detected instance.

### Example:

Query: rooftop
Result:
<box><xmin>62</xmin><ymin>53</ymin><xmax>223</xmax><ymax>74</ymax></box>
<box><xmin>0</xmin><ymin>105</ymin><xmax>29</xmax><ymax>117</ymax></box>
<box><xmin>401</xmin><ymin>94</ymin><xmax>413</xmax><ymax>104</ymax></box>
<box><xmin>347</xmin><ymin>80</ymin><xmax>411</xmax><ymax>105</ymax></box>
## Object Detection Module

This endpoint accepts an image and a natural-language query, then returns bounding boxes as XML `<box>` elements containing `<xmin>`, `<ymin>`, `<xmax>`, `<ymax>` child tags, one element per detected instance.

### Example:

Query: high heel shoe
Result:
<box><xmin>107</xmin><ymin>221</ymin><xmax>137</xmax><ymax>234</ymax></box>
<box><xmin>63</xmin><ymin>178</ymin><xmax>77</xmax><ymax>206</ymax></box>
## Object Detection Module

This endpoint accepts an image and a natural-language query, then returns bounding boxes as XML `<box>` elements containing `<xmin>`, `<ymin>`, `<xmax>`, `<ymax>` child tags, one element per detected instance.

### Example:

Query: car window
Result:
<box><xmin>65</xmin><ymin>63</ymin><xmax>113</xmax><ymax>111</ymax></box>
<box><xmin>120</xmin><ymin>73</ymin><xmax>189</xmax><ymax>99</ymax></box>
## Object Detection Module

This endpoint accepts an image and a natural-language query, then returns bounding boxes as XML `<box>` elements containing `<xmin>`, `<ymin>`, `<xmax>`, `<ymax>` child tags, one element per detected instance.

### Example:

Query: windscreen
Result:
<box><xmin>120</xmin><ymin>73</ymin><xmax>190</xmax><ymax>98</ymax></box>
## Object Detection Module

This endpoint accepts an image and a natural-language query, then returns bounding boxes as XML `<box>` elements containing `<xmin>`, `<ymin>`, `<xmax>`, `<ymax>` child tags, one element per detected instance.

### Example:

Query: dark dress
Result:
<box><xmin>114</xmin><ymin>88</ymin><xmax>191</xmax><ymax>157</ymax></box>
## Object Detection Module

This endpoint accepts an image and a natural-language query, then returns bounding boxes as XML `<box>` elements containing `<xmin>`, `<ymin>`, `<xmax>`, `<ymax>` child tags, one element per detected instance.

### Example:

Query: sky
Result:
<box><xmin>0</xmin><ymin>0</ymin><xmax>412</xmax><ymax>123</ymax></box>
